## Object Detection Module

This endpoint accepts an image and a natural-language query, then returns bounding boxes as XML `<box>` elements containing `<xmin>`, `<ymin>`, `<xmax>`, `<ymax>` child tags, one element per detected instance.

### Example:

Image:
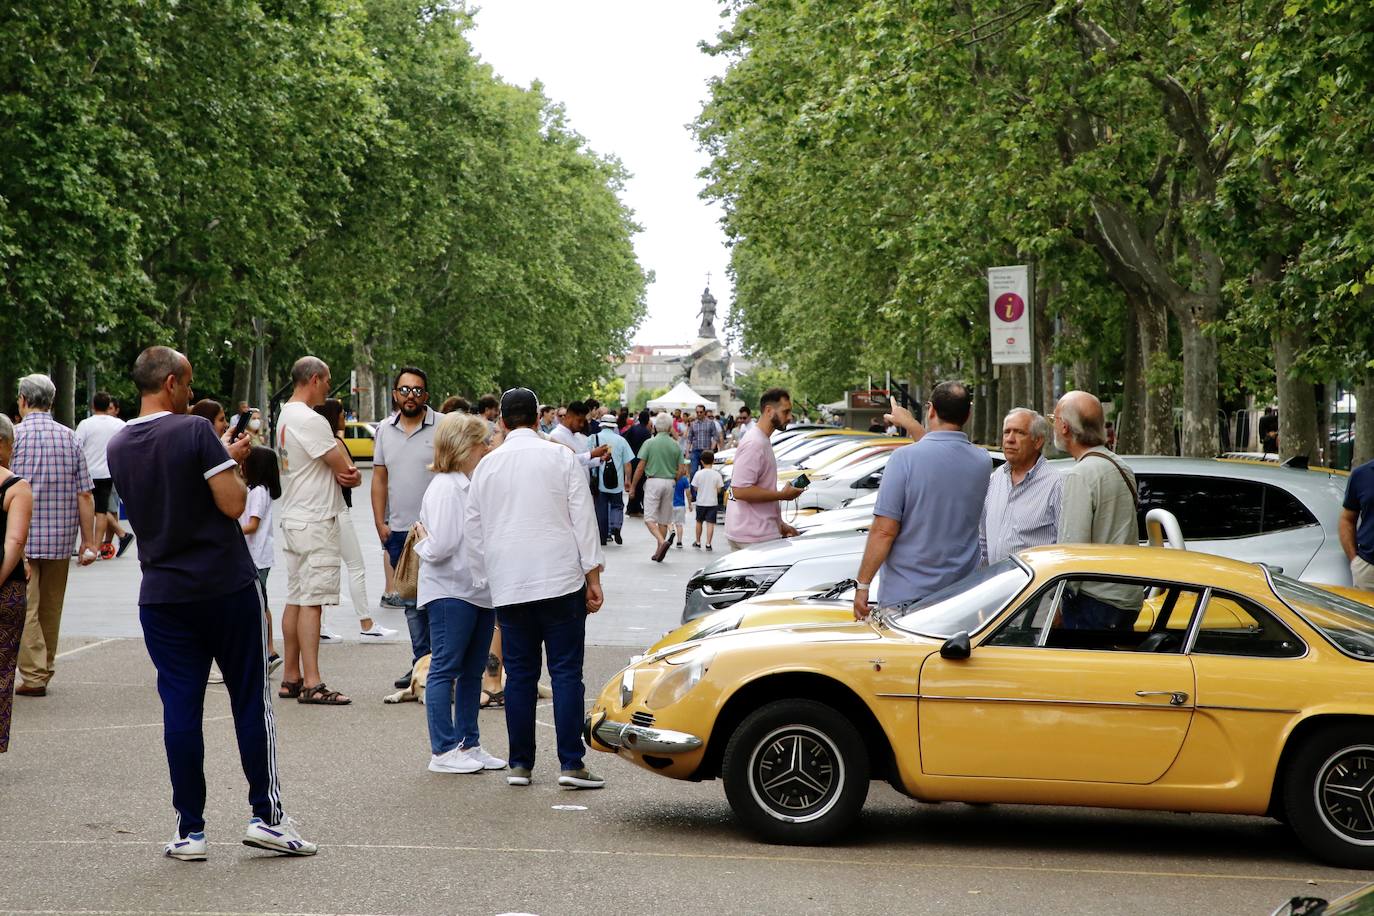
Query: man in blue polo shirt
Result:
<box><xmin>853</xmin><ymin>381</ymin><xmax>991</xmax><ymax>618</ymax></box>
<box><xmin>108</xmin><ymin>346</ymin><xmax>316</xmax><ymax>862</ymax></box>
<box><xmin>1342</xmin><ymin>457</ymin><xmax>1374</xmax><ymax>592</ymax></box>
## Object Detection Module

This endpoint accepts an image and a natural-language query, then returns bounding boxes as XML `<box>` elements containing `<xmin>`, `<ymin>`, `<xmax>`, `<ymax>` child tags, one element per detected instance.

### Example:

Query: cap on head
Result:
<box><xmin>500</xmin><ymin>387</ymin><xmax>538</xmax><ymax>428</ymax></box>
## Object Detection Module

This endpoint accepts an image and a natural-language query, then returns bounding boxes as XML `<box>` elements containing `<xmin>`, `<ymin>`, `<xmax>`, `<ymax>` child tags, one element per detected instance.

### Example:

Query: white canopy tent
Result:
<box><xmin>647</xmin><ymin>381</ymin><xmax>717</xmax><ymax>412</ymax></box>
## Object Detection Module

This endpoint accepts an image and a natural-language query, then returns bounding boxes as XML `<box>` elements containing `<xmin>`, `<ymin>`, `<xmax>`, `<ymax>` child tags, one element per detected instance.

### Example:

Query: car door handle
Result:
<box><xmin>1136</xmin><ymin>690</ymin><xmax>1189</xmax><ymax>706</ymax></box>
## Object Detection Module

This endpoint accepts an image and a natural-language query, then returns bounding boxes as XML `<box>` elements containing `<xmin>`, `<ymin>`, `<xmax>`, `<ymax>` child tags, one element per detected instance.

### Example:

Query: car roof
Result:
<box><xmin>1047</xmin><ymin>454</ymin><xmax>1346</xmax><ymax>500</ymax></box>
<box><xmin>1017</xmin><ymin>544</ymin><xmax>1273</xmax><ymax>586</ymax></box>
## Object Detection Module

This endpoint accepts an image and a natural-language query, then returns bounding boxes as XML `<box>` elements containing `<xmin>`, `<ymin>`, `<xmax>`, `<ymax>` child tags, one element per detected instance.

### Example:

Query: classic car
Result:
<box><xmin>588</xmin><ymin>545</ymin><xmax>1374</xmax><ymax>867</ymax></box>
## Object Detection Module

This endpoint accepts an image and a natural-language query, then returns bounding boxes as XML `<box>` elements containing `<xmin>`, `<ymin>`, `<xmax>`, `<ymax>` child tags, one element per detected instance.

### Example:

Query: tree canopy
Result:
<box><xmin>1</xmin><ymin>0</ymin><xmax>648</xmax><ymax>419</ymax></box>
<box><xmin>698</xmin><ymin>0</ymin><xmax>1373</xmax><ymax>463</ymax></box>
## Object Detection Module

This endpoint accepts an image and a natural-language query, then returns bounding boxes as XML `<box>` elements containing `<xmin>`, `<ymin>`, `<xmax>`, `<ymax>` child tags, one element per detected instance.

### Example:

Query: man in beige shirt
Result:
<box><xmin>1054</xmin><ymin>390</ymin><xmax>1141</xmax><ymax>629</ymax></box>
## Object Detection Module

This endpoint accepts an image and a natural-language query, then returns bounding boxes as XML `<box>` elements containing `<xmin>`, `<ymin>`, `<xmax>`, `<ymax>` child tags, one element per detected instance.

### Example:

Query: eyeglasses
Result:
<box><xmin>394</xmin><ymin>386</ymin><xmax>426</xmax><ymax>397</ymax></box>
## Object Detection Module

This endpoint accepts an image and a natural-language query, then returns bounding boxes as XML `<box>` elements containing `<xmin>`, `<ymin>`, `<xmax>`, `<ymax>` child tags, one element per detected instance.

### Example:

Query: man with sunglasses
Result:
<box><xmin>371</xmin><ymin>367</ymin><xmax>438</xmax><ymax>686</ymax></box>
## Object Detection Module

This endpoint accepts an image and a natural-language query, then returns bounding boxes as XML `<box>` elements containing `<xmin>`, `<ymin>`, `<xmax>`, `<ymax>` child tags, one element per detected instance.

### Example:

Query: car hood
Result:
<box><xmin>696</xmin><ymin>531</ymin><xmax>868</xmax><ymax>576</ymax></box>
<box><xmin>650</xmin><ymin>591</ymin><xmax>857</xmax><ymax>653</ymax></box>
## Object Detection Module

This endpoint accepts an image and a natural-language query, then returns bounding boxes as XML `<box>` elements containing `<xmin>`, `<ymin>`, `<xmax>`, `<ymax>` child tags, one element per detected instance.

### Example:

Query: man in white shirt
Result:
<box><xmin>465</xmin><ymin>388</ymin><xmax>606</xmax><ymax>790</ymax></box>
<box><xmin>276</xmin><ymin>356</ymin><xmax>360</xmax><ymax>706</ymax></box>
<box><xmin>74</xmin><ymin>391</ymin><xmax>133</xmax><ymax>558</ymax></box>
<box><xmin>548</xmin><ymin>400</ymin><xmax>610</xmax><ymax>469</ymax></box>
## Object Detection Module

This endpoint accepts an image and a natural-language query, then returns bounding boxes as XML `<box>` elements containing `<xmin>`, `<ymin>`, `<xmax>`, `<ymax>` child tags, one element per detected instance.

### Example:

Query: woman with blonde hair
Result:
<box><xmin>413</xmin><ymin>412</ymin><xmax>505</xmax><ymax>774</ymax></box>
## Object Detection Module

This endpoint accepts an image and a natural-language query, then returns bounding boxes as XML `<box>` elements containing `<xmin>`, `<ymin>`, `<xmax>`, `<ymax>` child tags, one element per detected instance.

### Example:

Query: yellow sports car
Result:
<box><xmin>586</xmin><ymin>545</ymin><xmax>1374</xmax><ymax>867</ymax></box>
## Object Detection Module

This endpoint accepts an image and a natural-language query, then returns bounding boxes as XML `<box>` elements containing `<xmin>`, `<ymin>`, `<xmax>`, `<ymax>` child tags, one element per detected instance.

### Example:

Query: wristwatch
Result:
<box><xmin>855</xmin><ymin>583</ymin><xmax>870</xmax><ymax>591</ymax></box>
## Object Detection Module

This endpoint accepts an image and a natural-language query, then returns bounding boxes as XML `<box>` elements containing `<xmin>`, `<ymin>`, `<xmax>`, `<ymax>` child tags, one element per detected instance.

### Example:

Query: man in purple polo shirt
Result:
<box><xmin>725</xmin><ymin>388</ymin><xmax>805</xmax><ymax>550</ymax></box>
<box><xmin>108</xmin><ymin>346</ymin><xmax>316</xmax><ymax>862</ymax></box>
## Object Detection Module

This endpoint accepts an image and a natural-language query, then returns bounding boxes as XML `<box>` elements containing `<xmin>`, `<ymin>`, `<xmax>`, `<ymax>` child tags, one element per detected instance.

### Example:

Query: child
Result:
<box><xmin>672</xmin><ymin>470</ymin><xmax>690</xmax><ymax>549</ymax></box>
<box><xmin>689</xmin><ymin>450</ymin><xmax>725</xmax><ymax>550</ymax></box>
<box><xmin>241</xmin><ymin>446</ymin><xmax>282</xmax><ymax>672</ymax></box>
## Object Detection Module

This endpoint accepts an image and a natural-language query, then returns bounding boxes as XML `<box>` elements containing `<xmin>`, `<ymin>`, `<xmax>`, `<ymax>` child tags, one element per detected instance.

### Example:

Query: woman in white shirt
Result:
<box><xmin>413</xmin><ymin>412</ymin><xmax>506</xmax><ymax>775</ymax></box>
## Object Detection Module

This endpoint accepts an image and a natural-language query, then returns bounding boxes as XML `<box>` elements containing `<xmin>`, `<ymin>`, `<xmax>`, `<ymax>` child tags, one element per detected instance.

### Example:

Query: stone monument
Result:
<box><xmin>679</xmin><ymin>285</ymin><xmax>738</xmax><ymax>414</ymax></box>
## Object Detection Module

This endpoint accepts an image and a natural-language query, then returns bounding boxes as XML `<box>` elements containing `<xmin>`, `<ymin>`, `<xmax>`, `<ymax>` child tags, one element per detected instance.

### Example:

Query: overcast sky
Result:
<box><xmin>468</xmin><ymin>1</ymin><xmax>733</xmax><ymax>347</ymax></box>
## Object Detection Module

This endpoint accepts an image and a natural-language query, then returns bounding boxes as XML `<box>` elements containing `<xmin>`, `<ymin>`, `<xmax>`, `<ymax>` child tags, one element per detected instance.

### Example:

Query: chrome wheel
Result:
<box><xmin>747</xmin><ymin>724</ymin><xmax>843</xmax><ymax>823</ymax></box>
<box><xmin>1315</xmin><ymin>745</ymin><xmax>1374</xmax><ymax>846</ymax></box>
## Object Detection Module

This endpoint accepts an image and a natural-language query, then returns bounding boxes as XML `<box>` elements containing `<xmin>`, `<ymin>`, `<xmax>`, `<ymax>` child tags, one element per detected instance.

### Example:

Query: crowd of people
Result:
<box><xmin>4</xmin><ymin>350</ymin><xmax>1374</xmax><ymax>866</ymax></box>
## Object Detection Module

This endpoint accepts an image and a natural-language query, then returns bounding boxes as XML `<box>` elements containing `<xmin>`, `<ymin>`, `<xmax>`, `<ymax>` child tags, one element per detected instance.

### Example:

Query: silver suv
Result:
<box><xmin>682</xmin><ymin>456</ymin><xmax>1353</xmax><ymax>623</ymax></box>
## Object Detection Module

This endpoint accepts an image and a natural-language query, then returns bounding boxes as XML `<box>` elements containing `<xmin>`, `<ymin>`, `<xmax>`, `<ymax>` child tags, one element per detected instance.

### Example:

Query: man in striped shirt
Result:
<box><xmin>979</xmin><ymin>408</ymin><xmax>1062</xmax><ymax>566</ymax></box>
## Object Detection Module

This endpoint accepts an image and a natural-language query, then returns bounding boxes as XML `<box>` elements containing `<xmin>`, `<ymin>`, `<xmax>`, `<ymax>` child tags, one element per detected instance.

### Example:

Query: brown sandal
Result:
<box><xmin>298</xmin><ymin>683</ymin><xmax>351</xmax><ymax>705</ymax></box>
<box><xmin>278</xmin><ymin>679</ymin><xmax>303</xmax><ymax>699</ymax></box>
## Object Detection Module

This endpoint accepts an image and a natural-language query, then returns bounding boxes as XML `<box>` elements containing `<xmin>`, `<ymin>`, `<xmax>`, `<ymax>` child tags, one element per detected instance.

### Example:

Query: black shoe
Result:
<box><xmin>394</xmin><ymin>670</ymin><xmax>414</xmax><ymax>689</ymax></box>
<box><xmin>116</xmin><ymin>532</ymin><xmax>135</xmax><ymax>557</ymax></box>
<box><xmin>612</xmin><ymin>529</ymin><xmax>622</xmax><ymax>545</ymax></box>
<box><xmin>665</xmin><ymin>530</ymin><xmax>676</xmax><ymax>548</ymax></box>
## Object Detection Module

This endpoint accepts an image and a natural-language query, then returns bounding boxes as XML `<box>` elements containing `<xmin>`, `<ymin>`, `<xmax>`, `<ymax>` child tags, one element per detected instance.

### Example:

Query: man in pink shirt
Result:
<box><xmin>725</xmin><ymin>388</ymin><xmax>805</xmax><ymax>550</ymax></box>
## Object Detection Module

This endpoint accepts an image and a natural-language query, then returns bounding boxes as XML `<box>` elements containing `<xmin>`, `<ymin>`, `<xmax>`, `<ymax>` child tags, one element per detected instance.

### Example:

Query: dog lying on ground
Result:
<box><xmin>382</xmin><ymin>653</ymin><xmax>552</xmax><ymax>705</ymax></box>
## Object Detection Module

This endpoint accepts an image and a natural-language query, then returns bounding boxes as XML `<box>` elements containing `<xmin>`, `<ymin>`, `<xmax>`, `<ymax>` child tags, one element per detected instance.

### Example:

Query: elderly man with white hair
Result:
<box><xmin>12</xmin><ymin>373</ymin><xmax>97</xmax><ymax>697</ymax></box>
<box><xmin>979</xmin><ymin>408</ymin><xmax>1062</xmax><ymax>566</ymax></box>
<box><xmin>628</xmin><ymin>411</ymin><xmax>688</xmax><ymax>562</ymax></box>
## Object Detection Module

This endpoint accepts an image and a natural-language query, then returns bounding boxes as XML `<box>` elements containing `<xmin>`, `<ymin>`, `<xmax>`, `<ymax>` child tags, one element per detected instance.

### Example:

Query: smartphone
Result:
<box><xmin>230</xmin><ymin>410</ymin><xmax>252</xmax><ymax>441</ymax></box>
<box><xmin>793</xmin><ymin>473</ymin><xmax>811</xmax><ymax>489</ymax></box>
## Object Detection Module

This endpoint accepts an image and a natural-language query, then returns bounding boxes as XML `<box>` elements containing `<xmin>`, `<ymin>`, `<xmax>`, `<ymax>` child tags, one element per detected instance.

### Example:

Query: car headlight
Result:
<box><xmin>698</xmin><ymin>567</ymin><xmax>787</xmax><ymax>597</ymax></box>
<box><xmin>645</xmin><ymin>647</ymin><xmax>715</xmax><ymax>710</ymax></box>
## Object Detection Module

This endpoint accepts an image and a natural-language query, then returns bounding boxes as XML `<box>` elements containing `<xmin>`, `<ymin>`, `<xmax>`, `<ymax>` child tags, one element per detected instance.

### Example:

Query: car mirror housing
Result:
<box><xmin>940</xmin><ymin>631</ymin><xmax>971</xmax><ymax>660</ymax></box>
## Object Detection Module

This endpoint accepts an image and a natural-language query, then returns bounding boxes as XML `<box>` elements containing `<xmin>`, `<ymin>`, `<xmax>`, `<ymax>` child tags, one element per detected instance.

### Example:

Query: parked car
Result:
<box><xmin>342</xmin><ymin>421</ymin><xmax>377</xmax><ymax>460</ymax></box>
<box><xmin>1273</xmin><ymin>882</ymin><xmax>1374</xmax><ymax>915</ymax></box>
<box><xmin>588</xmin><ymin>545</ymin><xmax>1374</xmax><ymax>866</ymax></box>
<box><xmin>685</xmin><ymin>456</ymin><xmax>1356</xmax><ymax>624</ymax></box>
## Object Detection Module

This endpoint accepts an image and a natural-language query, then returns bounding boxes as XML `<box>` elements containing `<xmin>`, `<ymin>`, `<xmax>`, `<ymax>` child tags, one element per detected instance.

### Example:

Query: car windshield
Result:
<box><xmin>1272</xmin><ymin>575</ymin><xmax>1374</xmax><ymax>661</ymax></box>
<box><xmin>888</xmin><ymin>559</ymin><xmax>1031</xmax><ymax>638</ymax></box>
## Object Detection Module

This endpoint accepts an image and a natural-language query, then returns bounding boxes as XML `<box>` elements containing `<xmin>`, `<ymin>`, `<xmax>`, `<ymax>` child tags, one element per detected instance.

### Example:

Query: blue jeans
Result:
<box><xmin>690</xmin><ymin>448</ymin><xmax>704</xmax><ymax>478</ymax></box>
<box><xmin>498</xmin><ymin>588</ymin><xmax>588</xmax><ymax>771</ymax></box>
<box><xmin>385</xmin><ymin>529</ymin><xmax>426</xmax><ymax>661</ymax></box>
<box><xmin>424</xmin><ymin>597</ymin><xmax>495</xmax><ymax>756</ymax></box>
<box><xmin>592</xmin><ymin>490</ymin><xmax>624</xmax><ymax>543</ymax></box>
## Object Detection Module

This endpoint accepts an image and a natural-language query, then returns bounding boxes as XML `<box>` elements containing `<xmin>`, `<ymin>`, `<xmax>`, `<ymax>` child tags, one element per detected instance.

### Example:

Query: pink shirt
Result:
<box><xmin>725</xmin><ymin>426</ymin><xmax>781</xmax><ymax>543</ymax></box>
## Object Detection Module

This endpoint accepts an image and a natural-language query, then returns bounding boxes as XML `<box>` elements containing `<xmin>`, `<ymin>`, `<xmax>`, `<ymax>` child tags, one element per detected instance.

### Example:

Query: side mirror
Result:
<box><xmin>940</xmin><ymin>631</ymin><xmax>971</xmax><ymax>660</ymax></box>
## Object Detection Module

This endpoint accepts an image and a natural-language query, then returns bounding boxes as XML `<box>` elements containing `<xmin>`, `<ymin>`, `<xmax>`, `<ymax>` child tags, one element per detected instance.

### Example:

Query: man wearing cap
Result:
<box><xmin>465</xmin><ymin>388</ymin><xmax>607</xmax><ymax>790</ymax></box>
<box><xmin>586</xmin><ymin>414</ymin><xmax>635</xmax><ymax>545</ymax></box>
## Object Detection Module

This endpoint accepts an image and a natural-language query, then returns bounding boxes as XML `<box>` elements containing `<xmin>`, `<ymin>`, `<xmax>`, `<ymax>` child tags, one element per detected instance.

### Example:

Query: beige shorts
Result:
<box><xmin>643</xmin><ymin>478</ymin><xmax>675</xmax><ymax>526</ymax></box>
<box><xmin>283</xmin><ymin>516</ymin><xmax>342</xmax><ymax>607</ymax></box>
<box><xmin>1353</xmin><ymin>555</ymin><xmax>1374</xmax><ymax>592</ymax></box>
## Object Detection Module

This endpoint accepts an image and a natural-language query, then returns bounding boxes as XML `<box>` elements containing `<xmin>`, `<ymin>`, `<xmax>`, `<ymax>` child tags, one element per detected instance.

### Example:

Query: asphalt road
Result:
<box><xmin>4</xmin><ymin>470</ymin><xmax>1371</xmax><ymax>915</ymax></box>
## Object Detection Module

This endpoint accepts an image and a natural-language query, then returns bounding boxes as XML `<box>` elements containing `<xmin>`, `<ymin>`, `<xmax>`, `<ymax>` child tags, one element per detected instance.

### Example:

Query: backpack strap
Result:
<box><xmin>1080</xmin><ymin>451</ymin><xmax>1139</xmax><ymax>510</ymax></box>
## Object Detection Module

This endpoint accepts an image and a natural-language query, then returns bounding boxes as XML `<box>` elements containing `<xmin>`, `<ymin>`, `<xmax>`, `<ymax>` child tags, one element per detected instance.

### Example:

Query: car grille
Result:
<box><xmin>631</xmin><ymin>711</ymin><xmax>655</xmax><ymax>728</ymax></box>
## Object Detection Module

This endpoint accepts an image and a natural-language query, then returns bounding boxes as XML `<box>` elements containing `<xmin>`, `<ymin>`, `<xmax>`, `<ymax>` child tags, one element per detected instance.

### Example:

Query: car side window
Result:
<box><xmin>1191</xmin><ymin>592</ymin><xmax>1304</xmax><ymax>658</ymax></box>
<box><xmin>985</xmin><ymin>576</ymin><xmax>1202</xmax><ymax>654</ymax></box>
<box><xmin>360</xmin><ymin>426</ymin><xmax>373</xmax><ymax>440</ymax></box>
<box><xmin>1260</xmin><ymin>484</ymin><xmax>1317</xmax><ymax>533</ymax></box>
<box><xmin>343</xmin><ymin>427</ymin><xmax>355</xmax><ymax>439</ymax></box>
<box><xmin>1136</xmin><ymin>475</ymin><xmax>1265</xmax><ymax>541</ymax></box>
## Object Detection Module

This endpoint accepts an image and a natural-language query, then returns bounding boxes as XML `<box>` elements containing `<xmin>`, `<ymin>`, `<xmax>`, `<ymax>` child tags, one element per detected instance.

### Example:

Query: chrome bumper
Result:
<box><xmin>586</xmin><ymin>714</ymin><xmax>703</xmax><ymax>755</ymax></box>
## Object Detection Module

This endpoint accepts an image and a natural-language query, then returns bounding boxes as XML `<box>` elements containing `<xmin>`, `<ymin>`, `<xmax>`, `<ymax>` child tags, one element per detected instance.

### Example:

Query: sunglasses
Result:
<box><xmin>394</xmin><ymin>386</ymin><xmax>426</xmax><ymax>397</ymax></box>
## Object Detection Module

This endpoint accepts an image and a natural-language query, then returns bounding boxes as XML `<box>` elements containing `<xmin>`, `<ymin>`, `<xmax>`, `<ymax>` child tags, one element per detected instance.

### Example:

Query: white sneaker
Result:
<box><xmin>461</xmin><ymin>745</ymin><xmax>507</xmax><ymax>770</ymax></box>
<box><xmin>428</xmin><ymin>748</ymin><xmax>482</xmax><ymax>774</ymax></box>
<box><xmin>558</xmin><ymin>768</ymin><xmax>606</xmax><ymax>790</ymax></box>
<box><xmin>207</xmin><ymin>665</ymin><xmax>224</xmax><ymax>685</ymax></box>
<box><xmin>267</xmin><ymin>655</ymin><xmax>283</xmax><ymax>675</ymax></box>
<box><xmin>359</xmin><ymin>624</ymin><xmax>398</xmax><ymax>640</ymax></box>
<box><xmin>165</xmin><ymin>830</ymin><xmax>207</xmax><ymax>861</ymax></box>
<box><xmin>243</xmin><ymin>816</ymin><xmax>317</xmax><ymax>856</ymax></box>
<box><xmin>318</xmin><ymin>630</ymin><xmax>343</xmax><ymax>643</ymax></box>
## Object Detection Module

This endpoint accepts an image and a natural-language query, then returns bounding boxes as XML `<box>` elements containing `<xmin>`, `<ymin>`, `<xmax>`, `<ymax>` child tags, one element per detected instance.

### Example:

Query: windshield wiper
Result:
<box><xmin>810</xmin><ymin>579</ymin><xmax>857</xmax><ymax>601</ymax></box>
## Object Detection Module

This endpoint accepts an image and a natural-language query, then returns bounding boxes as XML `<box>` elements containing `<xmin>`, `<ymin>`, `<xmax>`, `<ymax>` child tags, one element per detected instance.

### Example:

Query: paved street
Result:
<box><xmin>3</xmin><ymin>469</ymin><xmax>1372</xmax><ymax>915</ymax></box>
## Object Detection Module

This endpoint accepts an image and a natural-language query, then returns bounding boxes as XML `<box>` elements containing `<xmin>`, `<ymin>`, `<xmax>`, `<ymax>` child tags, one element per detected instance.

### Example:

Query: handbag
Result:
<box><xmin>393</xmin><ymin>523</ymin><xmax>424</xmax><ymax>601</ymax></box>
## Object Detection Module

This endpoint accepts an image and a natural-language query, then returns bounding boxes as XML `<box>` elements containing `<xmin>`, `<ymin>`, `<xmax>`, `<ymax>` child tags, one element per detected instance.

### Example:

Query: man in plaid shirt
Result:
<box><xmin>12</xmin><ymin>373</ymin><xmax>96</xmax><ymax>697</ymax></box>
<box><xmin>687</xmin><ymin>404</ymin><xmax>723</xmax><ymax>478</ymax></box>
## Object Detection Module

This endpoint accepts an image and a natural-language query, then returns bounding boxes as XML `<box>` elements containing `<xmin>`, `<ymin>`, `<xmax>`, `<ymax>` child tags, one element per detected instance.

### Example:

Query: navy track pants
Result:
<box><xmin>141</xmin><ymin>581</ymin><xmax>283</xmax><ymax>837</ymax></box>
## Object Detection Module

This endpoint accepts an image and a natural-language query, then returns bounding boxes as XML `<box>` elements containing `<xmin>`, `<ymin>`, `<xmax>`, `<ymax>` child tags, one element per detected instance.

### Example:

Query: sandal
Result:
<box><xmin>298</xmin><ymin>683</ymin><xmax>351</xmax><ymax>705</ymax></box>
<box><xmin>278</xmin><ymin>679</ymin><xmax>303</xmax><ymax>699</ymax></box>
<box><xmin>479</xmin><ymin>689</ymin><xmax>504</xmax><ymax>708</ymax></box>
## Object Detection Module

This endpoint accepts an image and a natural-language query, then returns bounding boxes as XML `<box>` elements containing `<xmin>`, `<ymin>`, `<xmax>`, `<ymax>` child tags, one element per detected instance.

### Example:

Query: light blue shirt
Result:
<box><xmin>873</xmin><ymin>431</ymin><xmax>992</xmax><ymax>606</ymax></box>
<box><xmin>587</xmin><ymin>425</ymin><xmax>635</xmax><ymax>495</ymax></box>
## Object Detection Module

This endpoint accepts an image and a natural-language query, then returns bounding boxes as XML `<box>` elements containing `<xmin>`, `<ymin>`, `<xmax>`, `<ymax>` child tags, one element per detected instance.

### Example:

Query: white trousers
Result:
<box><xmin>336</xmin><ymin>509</ymin><xmax>371</xmax><ymax>619</ymax></box>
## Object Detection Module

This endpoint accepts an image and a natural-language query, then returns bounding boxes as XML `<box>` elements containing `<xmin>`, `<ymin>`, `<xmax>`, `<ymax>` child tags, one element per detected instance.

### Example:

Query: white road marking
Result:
<box><xmin>14</xmin><ymin>714</ymin><xmax>232</xmax><ymax>735</ymax></box>
<box><xmin>54</xmin><ymin>637</ymin><xmax>121</xmax><ymax>660</ymax></box>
